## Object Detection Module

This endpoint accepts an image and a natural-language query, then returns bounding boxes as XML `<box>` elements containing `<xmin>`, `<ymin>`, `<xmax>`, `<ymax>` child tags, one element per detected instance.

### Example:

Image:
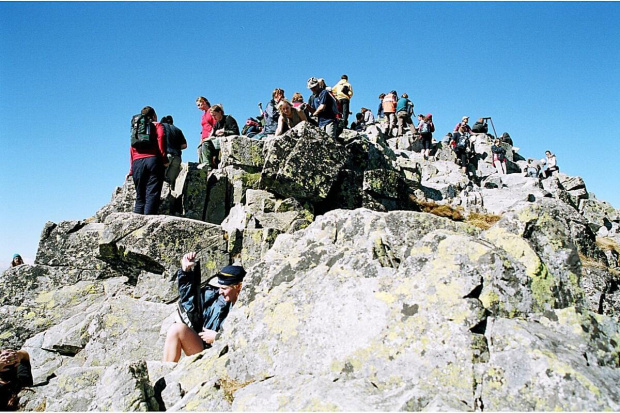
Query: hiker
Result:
<box><xmin>382</xmin><ymin>91</ymin><xmax>398</xmax><ymax>136</ymax></box>
<box><xmin>160</xmin><ymin>116</ymin><xmax>187</xmax><ymax>192</ymax></box>
<box><xmin>10</xmin><ymin>254</ymin><xmax>23</xmax><ymax>268</ymax></box>
<box><xmin>210</xmin><ymin>104</ymin><xmax>240</xmax><ymax>138</ymax></box>
<box><xmin>453</xmin><ymin>126</ymin><xmax>472</xmax><ymax>173</ymax></box>
<box><xmin>396</xmin><ymin>93</ymin><xmax>415</xmax><ymax>137</ymax></box>
<box><xmin>543</xmin><ymin>150</ymin><xmax>559</xmax><ymax>178</ymax></box>
<box><xmin>471</xmin><ymin>118</ymin><xmax>488</xmax><ymax>134</ymax></box>
<box><xmin>500</xmin><ymin>132</ymin><xmax>513</xmax><ymax>146</ymax></box>
<box><xmin>162</xmin><ymin>253</ymin><xmax>245</xmax><ymax>362</ymax></box>
<box><xmin>275</xmin><ymin>99</ymin><xmax>307</xmax><ymax>136</ymax></box>
<box><xmin>306</xmin><ymin>77</ymin><xmax>338</xmax><ymax>139</ymax></box>
<box><xmin>417</xmin><ymin>114</ymin><xmax>433</xmax><ymax>160</ymax></box>
<box><xmin>361</xmin><ymin>107</ymin><xmax>375</xmax><ymax>124</ymax></box>
<box><xmin>0</xmin><ymin>349</ymin><xmax>33</xmax><ymax>411</ymax></box>
<box><xmin>291</xmin><ymin>92</ymin><xmax>304</xmax><ymax>108</ymax></box>
<box><xmin>196</xmin><ymin>97</ymin><xmax>217</xmax><ymax>168</ymax></box>
<box><xmin>376</xmin><ymin>93</ymin><xmax>385</xmax><ymax>119</ymax></box>
<box><xmin>332</xmin><ymin>75</ymin><xmax>353</xmax><ymax>128</ymax></box>
<box><xmin>491</xmin><ymin>138</ymin><xmax>507</xmax><ymax>175</ymax></box>
<box><xmin>241</xmin><ymin>118</ymin><xmax>262</xmax><ymax>139</ymax></box>
<box><xmin>350</xmin><ymin>113</ymin><xmax>365</xmax><ymax>132</ymax></box>
<box><xmin>259</xmin><ymin>88</ymin><xmax>285</xmax><ymax>137</ymax></box>
<box><xmin>454</xmin><ymin>116</ymin><xmax>473</xmax><ymax>134</ymax></box>
<box><xmin>128</xmin><ymin>106</ymin><xmax>168</xmax><ymax>215</ymax></box>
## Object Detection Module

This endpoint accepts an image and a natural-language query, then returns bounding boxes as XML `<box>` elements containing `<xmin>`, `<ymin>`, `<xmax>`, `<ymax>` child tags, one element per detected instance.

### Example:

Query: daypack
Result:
<box><xmin>341</xmin><ymin>84</ymin><xmax>350</xmax><ymax>96</ymax></box>
<box><xmin>242</xmin><ymin>118</ymin><xmax>261</xmax><ymax>136</ymax></box>
<box><xmin>420</xmin><ymin>122</ymin><xmax>431</xmax><ymax>133</ymax></box>
<box><xmin>456</xmin><ymin>134</ymin><xmax>469</xmax><ymax>149</ymax></box>
<box><xmin>130</xmin><ymin>113</ymin><xmax>153</xmax><ymax>148</ymax></box>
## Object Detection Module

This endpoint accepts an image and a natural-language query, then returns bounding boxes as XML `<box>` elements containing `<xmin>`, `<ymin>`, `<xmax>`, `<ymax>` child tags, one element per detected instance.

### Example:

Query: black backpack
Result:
<box><xmin>457</xmin><ymin>134</ymin><xmax>469</xmax><ymax>149</ymax></box>
<box><xmin>342</xmin><ymin>84</ymin><xmax>350</xmax><ymax>96</ymax></box>
<box><xmin>130</xmin><ymin>113</ymin><xmax>153</xmax><ymax>148</ymax></box>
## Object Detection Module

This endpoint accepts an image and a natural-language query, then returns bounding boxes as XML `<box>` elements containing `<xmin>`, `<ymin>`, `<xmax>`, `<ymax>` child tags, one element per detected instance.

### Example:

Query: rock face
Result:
<box><xmin>2</xmin><ymin>123</ymin><xmax>620</xmax><ymax>411</ymax></box>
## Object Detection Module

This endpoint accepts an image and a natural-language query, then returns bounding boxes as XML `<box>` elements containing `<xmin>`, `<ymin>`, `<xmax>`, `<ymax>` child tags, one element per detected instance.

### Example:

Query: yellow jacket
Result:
<box><xmin>332</xmin><ymin>79</ymin><xmax>353</xmax><ymax>100</ymax></box>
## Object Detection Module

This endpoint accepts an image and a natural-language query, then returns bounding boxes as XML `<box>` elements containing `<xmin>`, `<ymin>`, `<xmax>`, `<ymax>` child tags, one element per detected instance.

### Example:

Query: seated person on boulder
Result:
<box><xmin>525</xmin><ymin>158</ymin><xmax>544</xmax><ymax>178</ymax></box>
<box><xmin>543</xmin><ymin>150</ymin><xmax>559</xmax><ymax>178</ymax></box>
<box><xmin>0</xmin><ymin>349</ymin><xmax>33</xmax><ymax>411</ymax></box>
<box><xmin>471</xmin><ymin>118</ymin><xmax>488</xmax><ymax>134</ymax></box>
<box><xmin>275</xmin><ymin>99</ymin><xmax>307</xmax><ymax>136</ymax></box>
<box><xmin>163</xmin><ymin>253</ymin><xmax>246</xmax><ymax>362</ymax></box>
<box><xmin>210</xmin><ymin>104</ymin><xmax>240</xmax><ymax>138</ymax></box>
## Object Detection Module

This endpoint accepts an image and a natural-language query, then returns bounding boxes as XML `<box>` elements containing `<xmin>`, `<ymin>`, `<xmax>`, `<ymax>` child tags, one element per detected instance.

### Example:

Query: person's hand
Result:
<box><xmin>125</xmin><ymin>172</ymin><xmax>132</xmax><ymax>180</ymax></box>
<box><xmin>199</xmin><ymin>329</ymin><xmax>217</xmax><ymax>344</ymax></box>
<box><xmin>181</xmin><ymin>252</ymin><xmax>197</xmax><ymax>272</ymax></box>
<box><xmin>164</xmin><ymin>162</ymin><xmax>170</xmax><ymax>168</ymax></box>
<box><xmin>215</xmin><ymin>129</ymin><xmax>224</xmax><ymax>136</ymax></box>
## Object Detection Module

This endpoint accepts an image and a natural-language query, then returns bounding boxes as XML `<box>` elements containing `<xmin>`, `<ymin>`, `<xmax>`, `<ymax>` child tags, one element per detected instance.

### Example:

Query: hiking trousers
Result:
<box><xmin>339</xmin><ymin>98</ymin><xmax>350</xmax><ymax>128</ymax></box>
<box><xmin>397</xmin><ymin>111</ymin><xmax>413</xmax><ymax>136</ymax></box>
<box><xmin>166</xmin><ymin>154</ymin><xmax>182</xmax><ymax>192</ymax></box>
<box><xmin>132</xmin><ymin>156</ymin><xmax>164</xmax><ymax>215</ymax></box>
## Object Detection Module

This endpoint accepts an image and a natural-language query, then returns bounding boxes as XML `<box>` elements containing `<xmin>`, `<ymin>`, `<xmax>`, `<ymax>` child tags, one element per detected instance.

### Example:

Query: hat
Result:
<box><xmin>307</xmin><ymin>77</ymin><xmax>319</xmax><ymax>88</ymax></box>
<box><xmin>208</xmin><ymin>265</ymin><xmax>246</xmax><ymax>287</ymax></box>
<box><xmin>462</xmin><ymin>116</ymin><xmax>469</xmax><ymax>121</ymax></box>
<box><xmin>13</xmin><ymin>254</ymin><xmax>21</xmax><ymax>259</ymax></box>
<box><xmin>426</xmin><ymin>113</ymin><xmax>433</xmax><ymax>119</ymax></box>
<box><xmin>325</xmin><ymin>86</ymin><xmax>332</xmax><ymax>92</ymax></box>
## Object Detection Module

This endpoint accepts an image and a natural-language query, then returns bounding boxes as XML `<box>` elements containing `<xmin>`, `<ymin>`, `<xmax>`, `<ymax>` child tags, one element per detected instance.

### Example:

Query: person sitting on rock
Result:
<box><xmin>500</xmin><ymin>132</ymin><xmax>513</xmax><ymax>146</ymax></box>
<box><xmin>291</xmin><ymin>92</ymin><xmax>304</xmax><ymax>108</ymax></box>
<box><xmin>361</xmin><ymin>107</ymin><xmax>375</xmax><ymax>125</ymax></box>
<box><xmin>275</xmin><ymin>99</ymin><xmax>307</xmax><ymax>136</ymax></box>
<box><xmin>471</xmin><ymin>118</ymin><xmax>489</xmax><ymax>134</ymax></box>
<box><xmin>525</xmin><ymin>158</ymin><xmax>544</xmax><ymax>178</ymax></box>
<box><xmin>259</xmin><ymin>88</ymin><xmax>285</xmax><ymax>137</ymax></box>
<box><xmin>10</xmin><ymin>254</ymin><xmax>24</xmax><ymax>268</ymax></box>
<box><xmin>491</xmin><ymin>138</ymin><xmax>507</xmax><ymax>175</ymax></box>
<box><xmin>350</xmin><ymin>112</ymin><xmax>366</xmax><ymax>132</ymax></box>
<box><xmin>0</xmin><ymin>349</ymin><xmax>33</xmax><ymax>411</ymax></box>
<box><xmin>210</xmin><ymin>104</ymin><xmax>240</xmax><ymax>138</ymax></box>
<box><xmin>163</xmin><ymin>253</ymin><xmax>246</xmax><ymax>362</ymax></box>
<box><xmin>543</xmin><ymin>150</ymin><xmax>559</xmax><ymax>178</ymax></box>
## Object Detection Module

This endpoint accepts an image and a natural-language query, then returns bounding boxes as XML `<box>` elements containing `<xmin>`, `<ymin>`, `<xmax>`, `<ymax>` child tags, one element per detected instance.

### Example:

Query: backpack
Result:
<box><xmin>342</xmin><ymin>84</ymin><xmax>350</xmax><ymax>96</ymax></box>
<box><xmin>242</xmin><ymin>118</ymin><xmax>261</xmax><ymax>136</ymax></box>
<box><xmin>457</xmin><ymin>134</ymin><xmax>469</xmax><ymax>149</ymax></box>
<box><xmin>130</xmin><ymin>113</ymin><xmax>153</xmax><ymax>148</ymax></box>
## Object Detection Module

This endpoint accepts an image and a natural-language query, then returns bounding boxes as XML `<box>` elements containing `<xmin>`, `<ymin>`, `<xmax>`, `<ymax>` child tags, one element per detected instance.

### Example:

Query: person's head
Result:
<box><xmin>307</xmin><ymin>77</ymin><xmax>321</xmax><ymax>93</ymax></box>
<box><xmin>379</xmin><ymin>93</ymin><xmax>385</xmax><ymax>100</ymax></box>
<box><xmin>277</xmin><ymin>99</ymin><xmax>294</xmax><ymax>117</ymax></box>
<box><xmin>426</xmin><ymin>113</ymin><xmax>433</xmax><ymax>121</ymax></box>
<box><xmin>196</xmin><ymin>97</ymin><xmax>210</xmax><ymax>111</ymax></box>
<box><xmin>461</xmin><ymin>116</ymin><xmax>469</xmax><ymax>124</ymax></box>
<box><xmin>141</xmin><ymin>106</ymin><xmax>157</xmax><ymax>122</ymax></box>
<box><xmin>494</xmin><ymin>138</ymin><xmax>501</xmax><ymax>145</ymax></box>
<box><xmin>545</xmin><ymin>150</ymin><xmax>552</xmax><ymax>157</ymax></box>
<box><xmin>292</xmin><ymin>92</ymin><xmax>304</xmax><ymax>103</ymax></box>
<box><xmin>401</xmin><ymin>93</ymin><xmax>408</xmax><ymax>98</ymax></box>
<box><xmin>272</xmin><ymin>88</ymin><xmax>285</xmax><ymax>102</ymax></box>
<box><xmin>418</xmin><ymin>114</ymin><xmax>424</xmax><ymax>120</ymax></box>
<box><xmin>214</xmin><ymin>265</ymin><xmax>246</xmax><ymax>304</ymax></box>
<box><xmin>361</xmin><ymin>107</ymin><xmax>368</xmax><ymax>113</ymax></box>
<box><xmin>318</xmin><ymin>78</ymin><xmax>326</xmax><ymax>89</ymax></box>
<box><xmin>160</xmin><ymin>115</ymin><xmax>173</xmax><ymax>124</ymax></box>
<box><xmin>355</xmin><ymin>112</ymin><xmax>363</xmax><ymax>121</ymax></box>
<box><xmin>209</xmin><ymin>104</ymin><xmax>224</xmax><ymax>121</ymax></box>
<box><xmin>341</xmin><ymin>74</ymin><xmax>348</xmax><ymax>81</ymax></box>
<box><xmin>11</xmin><ymin>254</ymin><xmax>23</xmax><ymax>267</ymax></box>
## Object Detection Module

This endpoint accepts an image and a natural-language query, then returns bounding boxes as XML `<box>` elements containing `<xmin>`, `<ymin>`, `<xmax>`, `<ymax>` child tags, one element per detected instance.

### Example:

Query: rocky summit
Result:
<box><xmin>2</xmin><ymin>122</ymin><xmax>619</xmax><ymax>411</ymax></box>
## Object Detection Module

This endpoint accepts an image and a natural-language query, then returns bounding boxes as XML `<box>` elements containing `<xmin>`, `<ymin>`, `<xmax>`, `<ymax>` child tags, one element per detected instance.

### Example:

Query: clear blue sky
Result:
<box><xmin>1</xmin><ymin>2</ymin><xmax>619</xmax><ymax>269</ymax></box>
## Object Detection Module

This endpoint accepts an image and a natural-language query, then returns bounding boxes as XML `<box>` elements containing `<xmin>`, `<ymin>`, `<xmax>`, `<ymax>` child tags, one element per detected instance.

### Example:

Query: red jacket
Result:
<box><xmin>129</xmin><ymin>122</ymin><xmax>166</xmax><ymax>175</ymax></box>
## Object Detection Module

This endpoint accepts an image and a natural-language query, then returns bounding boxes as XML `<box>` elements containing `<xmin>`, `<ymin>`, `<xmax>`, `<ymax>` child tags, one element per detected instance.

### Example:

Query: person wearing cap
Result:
<box><xmin>306</xmin><ymin>77</ymin><xmax>338</xmax><ymax>139</ymax></box>
<box><xmin>453</xmin><ymin>116</ymin><xmax>473</xmax><ymax>134</ymax></box>
<box><xmin>332</xmin><ymin>75</ymin><xmax>353</xmax><ymax>128</ymax></box>
<box><xmin>162</xmin><ymin>252</ymin><xmax>246</xmax><ymax>362</ymax></box>
<box><xmin>10</xmin><ymin>254</ymin><xmax>24</xmax><ymax>267</ymax></box>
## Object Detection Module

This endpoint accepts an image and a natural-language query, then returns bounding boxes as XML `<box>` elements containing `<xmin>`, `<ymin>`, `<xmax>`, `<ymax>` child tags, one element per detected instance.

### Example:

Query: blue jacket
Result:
<box><xmin>396</xmin><ymin>97</ymin><xmax>413</xmax><ymax>114</ymax></box>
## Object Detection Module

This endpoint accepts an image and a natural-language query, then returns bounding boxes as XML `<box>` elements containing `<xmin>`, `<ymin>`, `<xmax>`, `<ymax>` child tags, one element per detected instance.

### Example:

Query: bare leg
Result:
<box><xmin>163</xmin><ymin>323</ymin><xmax>205</xmax><ymax>362</ymax></box>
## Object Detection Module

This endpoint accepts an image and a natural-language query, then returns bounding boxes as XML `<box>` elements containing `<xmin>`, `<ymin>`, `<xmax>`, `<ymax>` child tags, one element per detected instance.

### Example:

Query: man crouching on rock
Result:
<box><xmin>163</xmin><ymin>252</ymin><xmax>245</xmax><ymax>362</ymax></box>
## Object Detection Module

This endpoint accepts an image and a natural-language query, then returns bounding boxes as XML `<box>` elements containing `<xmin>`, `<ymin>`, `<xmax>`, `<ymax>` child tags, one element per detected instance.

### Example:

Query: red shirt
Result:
<box><xmin>201</xmin><ymin>111</ymin><xmax>216</xmax><ymax>141</ymax></box>
<box><xmin>129</xmin><ymin>122</ymin><xmax>166</xmax><ymax>175</ymax></box>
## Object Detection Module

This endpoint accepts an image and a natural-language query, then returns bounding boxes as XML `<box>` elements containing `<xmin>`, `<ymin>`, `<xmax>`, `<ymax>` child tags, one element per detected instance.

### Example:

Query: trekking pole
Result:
<box><xmin>489</xmin><ymin>118</ymin><xmax>498</xmax><ymax>139</ymax></box>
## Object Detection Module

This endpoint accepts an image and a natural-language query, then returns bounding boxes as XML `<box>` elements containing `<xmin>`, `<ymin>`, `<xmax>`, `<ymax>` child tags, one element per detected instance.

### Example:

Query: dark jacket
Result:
<box><xmin>162</xmin><ymin>123</ymin><xmax>187</xmax><ymax>157</ymax></box>
<box><xmin>214</xmin><ymin>115</ymin><xmax>240</xmax><ymax>136</ymax></box>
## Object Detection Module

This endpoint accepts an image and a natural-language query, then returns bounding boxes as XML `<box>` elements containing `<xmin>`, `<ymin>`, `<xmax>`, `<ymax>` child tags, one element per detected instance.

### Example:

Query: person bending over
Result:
<box><xmin>163</xmin><ymin>253</ymin><xmax>246</xmax><ymax>362</ymax></box>
<box><xmin>0</xmin><ymin>349</ymin><xmax>33</xmax><ymax>411</ymax></box>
